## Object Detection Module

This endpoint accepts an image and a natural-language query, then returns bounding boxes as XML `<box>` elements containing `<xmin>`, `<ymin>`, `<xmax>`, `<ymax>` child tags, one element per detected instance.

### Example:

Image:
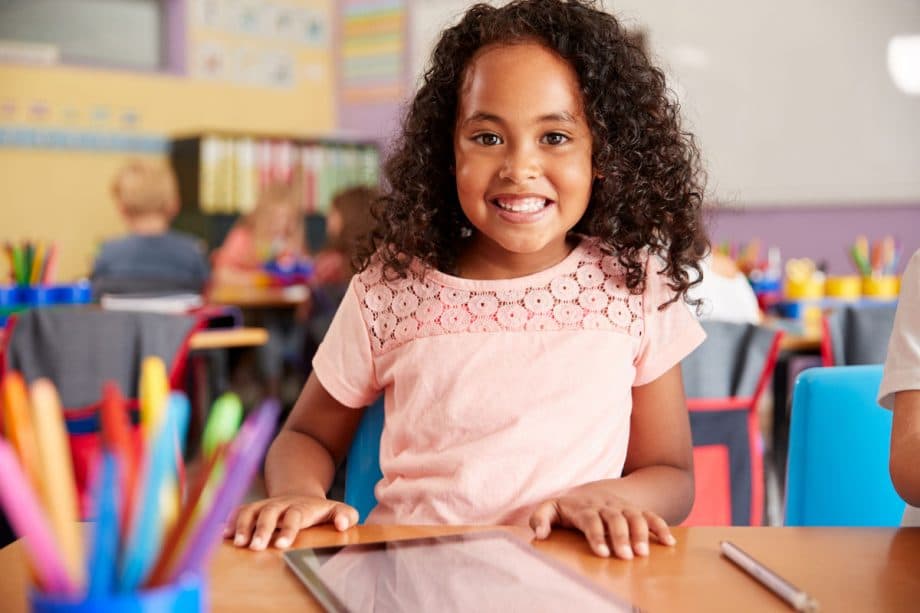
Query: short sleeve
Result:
<box><xmin>311</xmin><ymin>277</ymin><xmax>380</xmax><ymax>408</ymax></box>
<box><xmin>878</xmin><ymin>249</ymin><xmax>920</xmax><ymax>409</ymax></box>
<box><xmin>634</xmin><ymin>257</ymin><xmax>707</xmax><ymax>386</ymax></box>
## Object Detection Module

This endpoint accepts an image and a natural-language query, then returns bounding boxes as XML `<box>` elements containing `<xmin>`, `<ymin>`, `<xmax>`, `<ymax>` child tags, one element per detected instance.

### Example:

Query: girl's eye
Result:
<box><xmin>542</xmin><ymin>133</ymin><xmax>569</xmax><ymax>146</ymax></box>
<box><xmin>473</xmin><ymin>133</ymin><xmax>502</xmax><ymax>146</ymax></box>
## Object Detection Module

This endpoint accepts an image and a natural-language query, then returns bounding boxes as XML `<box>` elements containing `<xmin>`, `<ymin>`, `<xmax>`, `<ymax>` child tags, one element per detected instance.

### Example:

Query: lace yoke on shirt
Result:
<box><xmin>354</xmin><ymin>243</ymin><xmax>645</xmax><ymax>355</ymax></box>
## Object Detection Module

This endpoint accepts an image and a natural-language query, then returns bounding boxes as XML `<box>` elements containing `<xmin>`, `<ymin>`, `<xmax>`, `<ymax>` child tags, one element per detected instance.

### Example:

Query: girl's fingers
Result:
<box><xmin>622</xmin><ymin>509</ymin><xmax>649</xmax><ymax>557</ymax></box>
<box><xmin>232</xmin><ymin>502</ymin><xmax>263</xmax><ymax>547</ymax></box>
<box><xmin>528</xmin><ymin>501</ymin><xmax>560</xmax><ymax>540</ymax></box>
<box><xmin>250</xmin><ymin>501</ymin><xmax>288</xmax><ymax>550</ymax></box>
<box><xmin>331</xmin><ymin>504</ymin><xmax>359</xmax><ymax>531</ymax></box>
<box><xmin>274</xmin><ymin>506</ymin><xmax>305</xmax><ymax>549</ymax></box>
<box><xmin>644</xmin><ymin>511</ymin><xmax>676</xmax><ymax>546</ymax></box>
<box><xmin>570</xmin><ymin>509</ymin><xmax>610</xmax><ymax>558</ymax></box>
<box><xmin>599</xmin><ymin>510</ymin><xmax>632</xmax><ymax>559</ymax></box>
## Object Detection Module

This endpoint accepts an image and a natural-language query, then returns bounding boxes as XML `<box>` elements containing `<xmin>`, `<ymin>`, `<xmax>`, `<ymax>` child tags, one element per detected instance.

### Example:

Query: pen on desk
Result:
<box><xmin>720</xmin><ymin>540</ymin><xmax>819</xmax><ymax>612</ymax></box>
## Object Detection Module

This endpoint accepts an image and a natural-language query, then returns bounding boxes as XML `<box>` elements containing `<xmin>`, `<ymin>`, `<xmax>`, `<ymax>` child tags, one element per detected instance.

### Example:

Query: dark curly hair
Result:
<box><xmin>356</xmin><ymin>0</ymin><xmax>708</xmax><ymax>306</ymax></box>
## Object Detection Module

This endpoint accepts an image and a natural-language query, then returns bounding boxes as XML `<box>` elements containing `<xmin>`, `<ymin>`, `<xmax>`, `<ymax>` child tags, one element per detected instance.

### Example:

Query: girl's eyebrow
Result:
<box><xmin>461</xmin><ymin>110</ymin><xmax>578</xmax><ymax>126</ymax></box>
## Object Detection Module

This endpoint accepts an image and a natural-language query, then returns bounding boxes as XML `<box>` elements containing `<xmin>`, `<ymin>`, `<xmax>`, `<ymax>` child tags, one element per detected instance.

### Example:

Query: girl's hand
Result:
<box><xmin>225</xmin><ymin>495</ymin><xmax>359</xmax><ymax>551</ymax></box>
<box><xmin>529</xmin><ymin>485</ymin><xmax>677</xmax><ymax>559</ymax></box>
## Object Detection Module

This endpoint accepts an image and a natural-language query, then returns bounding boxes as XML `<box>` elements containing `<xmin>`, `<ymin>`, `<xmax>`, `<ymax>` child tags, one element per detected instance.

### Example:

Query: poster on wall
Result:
<box><xmin>188</xmin><ymin>0</ymin><xmax>329</xmax><ymax>88</ymax></box>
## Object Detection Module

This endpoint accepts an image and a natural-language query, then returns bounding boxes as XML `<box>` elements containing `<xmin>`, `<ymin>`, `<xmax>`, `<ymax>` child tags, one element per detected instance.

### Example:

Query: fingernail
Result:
<box><xmin>233</xmin><ymin>534</ymin><xmax>245</xmax><ymax>546</ymax></box>
<box><xmin>665</xmin><ymin>535</ymin><xmax>677</xmax><ymax>546</ymax></box>
<box><xmin>617</xmin><ymin>545</ymin><xmax>633</xmax><ymax>560</ymax></box>
<box><xmin>251</xmin><ymin>537</ymin><xmax>264</xmax><ymax>550</ymax></box>
<box><xmin>335</xmin><ymin>516</ymin><xmax>348</xmax><ymax>531</ymax></box>
<box><xmin>597</xmin><ymin>544</ymin><xmax>611</xmax><ymax>557</ymax></box>
<box><xmin>537</xmin><ymin>525</ymin><xmax>550</xmax><ymax>539</ymax></box>
<box><xmin>636</xmin><ymin>542</ymin><xmax>649</xmax><ymax>556</ymax></box>
<box><xmin>275</xmin><ymin>537</ymin><xmax>291</xmax><ymax>549</ymax></box>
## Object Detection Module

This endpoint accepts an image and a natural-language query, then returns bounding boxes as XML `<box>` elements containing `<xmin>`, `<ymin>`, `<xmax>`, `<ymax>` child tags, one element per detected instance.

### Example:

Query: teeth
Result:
<box><xmin>494</xmin><ymin>197</ymin><xmax>547</xmax><ymax>213</ymax></box>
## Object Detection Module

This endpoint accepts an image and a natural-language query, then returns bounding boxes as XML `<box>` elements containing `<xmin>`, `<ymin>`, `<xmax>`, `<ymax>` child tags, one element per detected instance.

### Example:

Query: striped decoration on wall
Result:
<box><xmin>341</xmin><ymin>0</ymin><xmax>406</xmax><ymax>104</ymax></box>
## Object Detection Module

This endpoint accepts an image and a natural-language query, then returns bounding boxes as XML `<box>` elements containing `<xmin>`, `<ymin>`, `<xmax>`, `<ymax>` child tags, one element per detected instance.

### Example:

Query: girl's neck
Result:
<box><xmin>456</xmin><ymin>235</ymin><xmax>579</xmax><ymax>280</ymax></box>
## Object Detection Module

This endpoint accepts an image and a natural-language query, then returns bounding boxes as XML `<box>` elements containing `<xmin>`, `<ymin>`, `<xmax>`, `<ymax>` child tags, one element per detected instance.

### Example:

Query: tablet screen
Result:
<box><xmin>283</xmin><ymin>530</ymin><xmax>636</xmax><ymax>612</ymax></box>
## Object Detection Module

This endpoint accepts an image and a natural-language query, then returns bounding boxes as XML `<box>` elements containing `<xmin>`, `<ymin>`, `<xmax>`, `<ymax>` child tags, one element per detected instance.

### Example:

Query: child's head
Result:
<box><xmin>327</xmin><ymin>186</ymin><xmax>379</xmax><ymax>267</ymax></box>
<box><xmin>111</xmin><ymin>159</ymin><xmax>179</xmax><ymax>231</ymax></box>
<box><xmin>246</xmin><ymin>182</ymin><xmax>305</xmax><ymax>260</ymax></box>
<box><xmin>361</xmin><ymin>0</ymin><xmax>707</xmax><ymax>300</ymax></box>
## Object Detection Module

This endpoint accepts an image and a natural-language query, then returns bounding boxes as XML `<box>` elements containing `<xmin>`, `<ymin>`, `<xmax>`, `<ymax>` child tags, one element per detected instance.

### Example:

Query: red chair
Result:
<box><xmin>680</xmin><ymin>321</ymin><xmax>784</xmax><ymax>526</ymax></box>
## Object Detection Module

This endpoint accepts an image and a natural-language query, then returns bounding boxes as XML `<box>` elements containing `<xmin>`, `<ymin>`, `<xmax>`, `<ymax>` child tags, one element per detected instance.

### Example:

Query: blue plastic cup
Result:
<box><xmin>0</xmin><ymin>284</ymin><xmax>25</xmax><ymax>307</ymax></box>
<box><xmin>49</xmin><ymin>282</ymin><xmax>92</xmax><ymax>305</ymax></box>
<box><xmin>29</xmin><ymin>574</ymin><xmax>207</xmax><ymax>613</ymax></box>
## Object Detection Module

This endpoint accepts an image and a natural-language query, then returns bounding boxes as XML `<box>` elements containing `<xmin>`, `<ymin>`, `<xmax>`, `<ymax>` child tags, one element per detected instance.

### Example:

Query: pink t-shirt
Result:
<box><xmin>313</xmin><ymin>238</ymin><xmax>705</xmax><ymax>526</ymax></box>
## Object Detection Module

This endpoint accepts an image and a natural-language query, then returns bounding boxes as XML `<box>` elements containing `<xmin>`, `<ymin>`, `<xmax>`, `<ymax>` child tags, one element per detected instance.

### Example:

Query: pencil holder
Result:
<box><xmin>29</xmin><ymin>573</ymin><xmax>207</xmax><ymax>613</ymax></box>
<box><xmin>784</xmin><ymin>277</ymin><xmax>824</xmax><ymax>301</ymax></box>
<box><xmin>825</xmin><ymin>275</ymin><xmax>861</xmax><ymax>301</ymax></box>
<box><xmin>862</xmin><ymin>275</ymin><xmax>900</xmax><ymax>301</ymax></box>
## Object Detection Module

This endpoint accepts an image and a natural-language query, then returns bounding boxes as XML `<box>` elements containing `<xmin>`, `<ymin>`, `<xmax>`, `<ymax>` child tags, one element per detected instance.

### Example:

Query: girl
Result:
<box><xmin>211</xmin><ymin>182</ymin><xmax>307</xmax><ymax>285</ymax></box>
<box><xmin>212</xmin><ymin>183</ymin><xmax>309</xmax><ymax>399</ymax></box>
<box><xmin>230</xmin><ymin>0</ymin><xmax>708</xmax><ymax>560</ymax></box>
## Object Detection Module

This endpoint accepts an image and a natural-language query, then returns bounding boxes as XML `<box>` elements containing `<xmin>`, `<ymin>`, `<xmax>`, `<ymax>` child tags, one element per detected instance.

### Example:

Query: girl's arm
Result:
<box><xmin>530</xmin><ymin>363</ymin><xmax>694</xmax><ymax>559</ymax></box>
<box><xmin>890</xmin><ymin>390</ymin><xmax>920</xmax><ymax>506</ymax></box>
<box><xmin>228</xmin><ymin>372</ymin><xmax>367</xmax><ymax>550</ymax></box>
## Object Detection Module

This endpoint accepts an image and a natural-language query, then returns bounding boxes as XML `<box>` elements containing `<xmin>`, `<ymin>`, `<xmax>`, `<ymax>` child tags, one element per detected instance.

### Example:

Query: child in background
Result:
<box><xmin>91</xmin><ymin>159</ymin><xmax>209</xmax><ymax>297</ymax></box>
<box><xmin>687</xmin><ymin>251</ymin><xmax>762</xmax><ymax>324</ymax></box>
<box><xmin>230</xmin><ymin>0</ymin><xmax>708</xmax><ymax>559</ymax></box>
<box><xmin>211</xmin><ymin>183</ymin><xmax>307</xmax><ymax>285</ymax></box>
<box><xmin>879</xmin><ymin>248</ymin><xmax>920</xmax><ymax>525</ymax></box>
<box><xmin>307</xmin><ymin>186</ymin><xmax>379</xmax><ymax>345</ymax></box>
<box><xmin>212</xmin><ymin>183</ymin><xmax>309</xmax><ymax>400</ymax></box>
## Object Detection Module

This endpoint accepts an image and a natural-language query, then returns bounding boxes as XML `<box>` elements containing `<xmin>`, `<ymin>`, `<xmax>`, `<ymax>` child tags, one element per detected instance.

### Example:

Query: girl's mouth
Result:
<box><xmin>491</xmin><ymin>196</ymin><xmax>552</xmax><ymax>213</ymax></box>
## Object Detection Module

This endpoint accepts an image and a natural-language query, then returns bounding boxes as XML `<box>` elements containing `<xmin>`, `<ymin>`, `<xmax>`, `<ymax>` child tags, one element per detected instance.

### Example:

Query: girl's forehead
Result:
<box><xmin>457</xmin><ymin>42</ymin><xmax>586</xmax><ymax>117</ymax></box>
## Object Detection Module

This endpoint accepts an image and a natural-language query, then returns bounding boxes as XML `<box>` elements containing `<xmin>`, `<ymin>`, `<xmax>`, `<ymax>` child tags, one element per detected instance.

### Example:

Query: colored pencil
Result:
<box><xmin>30</xmin><ymin>378</ymin><xmax>85</xmax><ymax>589</ymax></box>
<box><xmin>0</xmin><ymin>440</ymin><xmax>78</xmax><ymax>596</ymax></box>
<box><xmin>166</xmin><ymin>399</ymin><xmax>280</xmax><ymax>582</ymax></box>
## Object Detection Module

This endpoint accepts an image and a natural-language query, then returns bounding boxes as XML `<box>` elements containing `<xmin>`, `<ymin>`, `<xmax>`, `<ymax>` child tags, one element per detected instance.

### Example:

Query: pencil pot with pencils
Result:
<box><xmin>29</xmin><ymin>572</ymin><xmax>206</xmax><ymax>613</ymax></box>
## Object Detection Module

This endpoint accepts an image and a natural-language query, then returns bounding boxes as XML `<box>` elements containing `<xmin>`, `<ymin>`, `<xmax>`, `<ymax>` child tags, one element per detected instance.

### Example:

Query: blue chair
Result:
<box><xmin>784</xmin><ymin>365</ymin><xmax>905</xmax><ymax>526</ymax></box>
<box><xmin>343</xmin><ymin>397</ymin><xmax>384</xmax><ymax>523</ymax></box>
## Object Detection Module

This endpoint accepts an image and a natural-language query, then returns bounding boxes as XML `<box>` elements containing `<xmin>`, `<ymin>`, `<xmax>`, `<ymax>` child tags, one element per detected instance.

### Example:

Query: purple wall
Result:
<box><xmin>706</xmin><ymin>204</ymin><xmax>920</xmax><ymax>275</ymax></box>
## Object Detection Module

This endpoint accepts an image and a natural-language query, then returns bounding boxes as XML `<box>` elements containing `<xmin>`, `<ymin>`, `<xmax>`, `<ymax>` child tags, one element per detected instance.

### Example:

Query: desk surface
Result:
<box><xmin>208</xmin><ymin>284</ymin><xmax>310</xmax><ymax>309</ymax></box>
<box><xmin>188</xmin><ymin>327</ymin><xmax>268</xmax><ymax>350</ymax></box>
<box><xmin>1</xmin><ymin>525</ymin><xmax>917</xmax><ymax>612</ymax></box>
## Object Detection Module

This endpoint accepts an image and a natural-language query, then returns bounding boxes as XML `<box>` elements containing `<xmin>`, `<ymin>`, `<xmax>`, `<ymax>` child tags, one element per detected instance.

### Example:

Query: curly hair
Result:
<box><xmin>357</xmin><ymin>0</ymin><xmax>708</xmax><ymax>306</ymax></box>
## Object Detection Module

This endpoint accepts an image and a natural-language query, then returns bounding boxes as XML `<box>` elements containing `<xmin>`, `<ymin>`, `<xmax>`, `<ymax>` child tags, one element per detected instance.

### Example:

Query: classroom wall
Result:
<box><xmin>0</xmin><ymin>0</ymin><xmax>336</xmax><ymax>282</ymax></box>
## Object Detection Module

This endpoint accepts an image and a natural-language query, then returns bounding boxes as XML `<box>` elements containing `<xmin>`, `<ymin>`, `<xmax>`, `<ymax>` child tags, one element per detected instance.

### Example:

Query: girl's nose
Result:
<box><xmin>498</xmin><ymin>147</ymin><xmax>540</xmax><ymax>183</ymax></box>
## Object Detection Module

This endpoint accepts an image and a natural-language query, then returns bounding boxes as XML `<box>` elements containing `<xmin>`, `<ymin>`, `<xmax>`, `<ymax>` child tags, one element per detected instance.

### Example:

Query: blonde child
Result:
<box><xmin>879</xmin><ymin>248</ymin><xmax>920</xmax><ymax>525</ymax></box>
<box><xmin>91</xmin><ymin>159</ymin><xmax>209</xmax><ymax>296</ymax></box>
<box><xmin>230</xmin><ymin>0</ymin><xmax>708</xmax><ymax>559</ymax></box>
<box><xmin>211</xmin><ymin>183</ymin><xmax>307</xmax><ymax>285</ymax></box>
<box><xmin>212</xmin><ymin>183</ymin><xmax>309</xmax><ymax>399</ymax></box>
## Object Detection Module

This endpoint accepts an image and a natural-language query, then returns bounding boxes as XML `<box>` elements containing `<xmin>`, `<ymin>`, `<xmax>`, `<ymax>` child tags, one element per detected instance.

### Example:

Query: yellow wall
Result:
<box><xmin>0</xmin><ymin>4</ymin><xmax>335</xmax><ymax>281</ymax></box>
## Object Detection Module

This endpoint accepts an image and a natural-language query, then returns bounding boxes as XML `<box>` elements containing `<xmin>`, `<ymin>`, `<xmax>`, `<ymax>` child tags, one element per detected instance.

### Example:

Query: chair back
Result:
<box><xmin>785</xmin><ymin>365</ymin><xmax>904</xmax><ymax>526</ymax></box>
<box><xmin>682</xmin><ymin>321</ymin><xmax>784</xmax><ymax>526</ymax></box>
<box><xmin>821</xmin><ymin>302</ymin><xmax>897</xmax><ymax>366</ymax></box>
<box><xmin>344</xmin><ymin>397</ymin><xmax>384</xmax><ymax>523</ymax></box>
<box><xmin>0</xmin><ymin>306</ymin><xmax>203</xmax><ymax>514</ymax></box>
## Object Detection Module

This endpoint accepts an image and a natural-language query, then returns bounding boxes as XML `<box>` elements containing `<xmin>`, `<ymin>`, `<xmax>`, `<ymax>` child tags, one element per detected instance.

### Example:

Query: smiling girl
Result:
<box><xmin>229</xmin><ymin>0</ymin><xmax>709</xmax><ymax>561</ymax></box>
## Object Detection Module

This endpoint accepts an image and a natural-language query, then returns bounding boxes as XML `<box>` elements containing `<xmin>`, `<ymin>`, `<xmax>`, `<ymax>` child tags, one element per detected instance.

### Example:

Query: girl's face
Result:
<box><xmin>453</xmin><ymin>41</ymin><xmax>593</xmax><ymax>276</ymax></box>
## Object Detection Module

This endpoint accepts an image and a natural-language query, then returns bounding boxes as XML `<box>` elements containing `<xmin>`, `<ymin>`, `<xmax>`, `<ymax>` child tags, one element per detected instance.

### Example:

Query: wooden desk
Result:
<box><xmin>0</xmin><ymin>327</ymin><xmax>267</xmax><ymax>351</ymax></box>
<box><xmin>1</xmin><ymin>525</ymin><xmax>918</xmax><ymax>612</ymax></box>
<box><xmin>208</xmin><ymin>284</ymin><xmax>310</xmax><ymax>309</ymax></box>
<box><xmin>188</xmin><ymin>327</ymin><xmax>268</xmax><ymax>350</ymax></box>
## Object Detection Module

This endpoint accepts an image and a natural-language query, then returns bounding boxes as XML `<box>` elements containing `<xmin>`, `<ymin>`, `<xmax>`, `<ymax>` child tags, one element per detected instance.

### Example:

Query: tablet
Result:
<box><xmin>283</xmin><ymin>530</ymin><xmax>636</xmax><ymax>612</ymax></box>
